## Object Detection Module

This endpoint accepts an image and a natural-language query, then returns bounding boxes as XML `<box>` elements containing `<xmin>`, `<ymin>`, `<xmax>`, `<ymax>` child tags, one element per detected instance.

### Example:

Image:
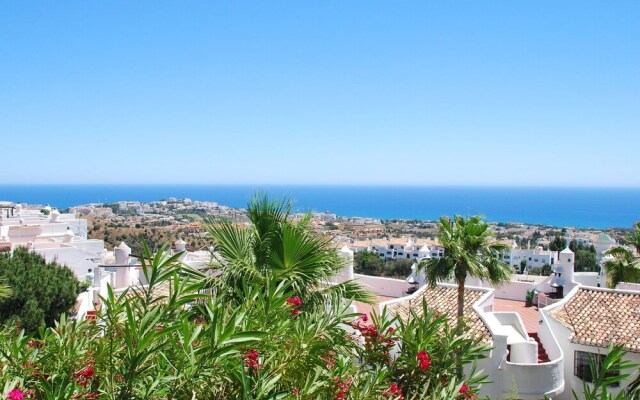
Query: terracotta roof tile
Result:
<box><xmin>550</xmin><ymin>288</ymin><xmax>640</xmax><ymax>353</ymax></box>
<box><xmin>386</xmin><ymin>285</ymin><xmax>491</xmax><ymax>343</ymax></box>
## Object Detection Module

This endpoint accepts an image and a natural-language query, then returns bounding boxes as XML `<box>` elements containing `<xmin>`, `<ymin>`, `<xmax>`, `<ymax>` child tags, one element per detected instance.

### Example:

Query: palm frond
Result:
<box><xmin>0</xmin><ymin>277</ymin><xmax>11</xmax><ymax>300</ymax></box>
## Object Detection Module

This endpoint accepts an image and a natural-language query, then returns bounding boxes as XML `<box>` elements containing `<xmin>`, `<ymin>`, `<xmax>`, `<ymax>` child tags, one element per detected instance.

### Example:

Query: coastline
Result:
<box><xmin>1</xmin><ymin>184</ymin><xmax>640</xmax><ymax>229</ymax></box>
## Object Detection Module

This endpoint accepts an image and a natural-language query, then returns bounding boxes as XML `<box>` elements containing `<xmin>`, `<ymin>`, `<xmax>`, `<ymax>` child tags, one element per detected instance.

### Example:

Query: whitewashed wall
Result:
<box><xmin>353</xmin><ymin>274</ymin><xmax>410</xmax><ymax>298</ymax></box>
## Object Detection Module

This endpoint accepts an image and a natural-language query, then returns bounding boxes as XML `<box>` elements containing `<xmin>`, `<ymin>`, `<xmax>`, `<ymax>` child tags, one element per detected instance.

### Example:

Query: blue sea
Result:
<box><xmin>1</xmin><ymin>185</ymin><xmax>639</xmax><ymax>229</ymax></box>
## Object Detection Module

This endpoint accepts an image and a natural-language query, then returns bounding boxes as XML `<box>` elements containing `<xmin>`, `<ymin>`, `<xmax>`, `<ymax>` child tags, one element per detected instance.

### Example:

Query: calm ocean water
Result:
<box><xmin>1</xmin><ymin>185</ymin><xmax>639</xmax><ymax>229</ymax></box>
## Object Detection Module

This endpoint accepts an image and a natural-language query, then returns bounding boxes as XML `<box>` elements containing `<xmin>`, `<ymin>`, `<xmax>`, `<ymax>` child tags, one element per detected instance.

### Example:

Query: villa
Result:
<box><xmin>341</xmin><ymin>245</ymin><xmax>640</xmax><ymax>399</ymax></box>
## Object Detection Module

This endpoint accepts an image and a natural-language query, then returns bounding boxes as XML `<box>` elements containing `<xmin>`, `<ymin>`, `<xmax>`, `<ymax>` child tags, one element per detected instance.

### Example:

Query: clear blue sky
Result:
<box><xmin>1</xmin><ymin>1</ymin><xmax>638</xmax><ymax>186</ymax></box>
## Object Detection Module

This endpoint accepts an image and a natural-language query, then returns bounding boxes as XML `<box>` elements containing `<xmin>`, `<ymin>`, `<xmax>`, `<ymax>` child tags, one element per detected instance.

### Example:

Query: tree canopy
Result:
<box><xmin>0</xmin><ymin>247</ymin><xmax>82</xmax><ymax>332</ymax></box>
<box><xmin>202</xmin><ymin>194</ymin><xmax>375</xmax><ymax>306</ymax></box>
<box><xmin>604</xmin><ymin>222</ymin><xmax>640</xmax><ymax>288</ymax></box>
<box><xmin>420</xmin><ymin>215</ymin><xmax>511</xmax><ymax>322</ymax></box>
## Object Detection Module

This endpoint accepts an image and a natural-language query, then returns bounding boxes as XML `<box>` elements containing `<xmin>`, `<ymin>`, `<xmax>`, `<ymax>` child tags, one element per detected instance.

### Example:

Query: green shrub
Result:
<box><xmin>0</xmin><ymin>246</ymin><xmax>489</xmax><ymax>400</ymax></box>
<box><xmin>0</xmin><ymin>247</ymin><xmax>81</xmax><ymax>332</ymax></box>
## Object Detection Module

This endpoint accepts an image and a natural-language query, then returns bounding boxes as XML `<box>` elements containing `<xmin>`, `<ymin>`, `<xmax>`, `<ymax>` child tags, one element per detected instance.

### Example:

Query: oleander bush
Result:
<box><xmin>0</xmin><ymin>249</ymin><xmax>489</xmax><ymax>400</ymax></box>
<box><xmin>0</xmin><ymin>197</ymin><xmax>491</xmax><ymax>399</ymax></box>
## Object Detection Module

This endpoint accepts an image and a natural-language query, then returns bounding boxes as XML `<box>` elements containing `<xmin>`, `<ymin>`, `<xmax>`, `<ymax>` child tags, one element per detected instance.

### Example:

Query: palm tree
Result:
<box><xmin>201</xmin><ymin>194</ymin><xmax>374</xmax><ymax>305</ymax></box>
<box><xmin>603</xmin><ymin>222</ymin><xmax>640</xmax><ymax>288</ymax></box>
<box><xmin>625</xmin><ymin>221</ymin><xmax>640</xmax><ymax>254</ymax></box>
<box><xmin>419</xmin><ymin>215</ymin><xmax>511</xmax><ymax>329</ymax></box>
<box><xmin>604</xmin><ymin>248</ymin><xmax>640</xmax><ymax>288</ymax></box>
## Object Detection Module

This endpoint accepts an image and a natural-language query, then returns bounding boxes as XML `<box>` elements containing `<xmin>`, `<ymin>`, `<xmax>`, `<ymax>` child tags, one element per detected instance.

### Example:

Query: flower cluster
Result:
<box><xmin>320</xmin><ymin>350</ymin><xmax>337</xmax><ymax>369</ymax></box>
<box><xmin>74</xmin><ymin>364</ymin><xmax>95</xmax><ymax>383</ymax></box>
<box><xmin>458</xmin><ymin>383</ymin><xmax>476</xmax><ymax>399</ymax></box>
<box><xmin>333</xmin><ymin>377</ymin><xmax>352</xmax><ymax>400</ymax></box>
<box><xmin>351</xmin><ymin>314</ymin><xmax>397</xmax><ymax>365</ymax></box>
<box><xmin>416</xmin><ymin>350</ymin><xmax>431</xmax><ymax>370</ymax></box>
<box><xmin>286</xmin><ymin>296</ymin><xmax>303</xmax><ymax>316</ymax></box>
<box><xmin>7</xmin><ymin>389</ymin><xmax>24</xmax><ymax>400</ymax></box>
<box><xmin>242</xmin><ymin>349</ymin><xmax>261</xmax><ymax>370</ymax></box>
<box><xmin>382</xmin><ymin>383</ymin><xmax>403</xmax><ymax>399</ymax></box>
<box><xmin>351</xmin><ymin>314</ymin><xmax>377</xmax><ymax>337</ymax></box>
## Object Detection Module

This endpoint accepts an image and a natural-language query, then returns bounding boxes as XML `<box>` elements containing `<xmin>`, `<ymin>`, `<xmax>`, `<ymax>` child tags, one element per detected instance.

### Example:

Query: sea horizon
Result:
<box><xmin>2</xmin><ymin>184</ymin><xmax>640</xmax><ymax>230</ymax></box>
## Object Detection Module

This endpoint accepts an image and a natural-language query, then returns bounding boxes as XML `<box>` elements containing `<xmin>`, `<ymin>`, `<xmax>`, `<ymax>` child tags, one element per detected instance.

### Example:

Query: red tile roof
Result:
<box><xmin>386</xmin><ymin>285</ymin><xmax>492</xmax><ymax>343</ymax></box>
<box><xmin>550</xmin><ymin>288</ymin><xmax>640</xmax><ymax>353</ymax></box>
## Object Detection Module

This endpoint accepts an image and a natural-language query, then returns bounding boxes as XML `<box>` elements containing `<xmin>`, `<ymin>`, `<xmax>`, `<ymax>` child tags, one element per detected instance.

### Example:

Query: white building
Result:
<box><xmin>351</xmin><ymin>237</ymin><xmax>443</xmax><ymax>261</ymax></box>
<box><xmin>347</xmin><ymin>245</ymin><xmax>640</xmax><ymax>399</ymax></box>
<box><xmin>542</xmin><ymin>286</ymin><xmax>640</xmax><ymax>400</ymax></box>
<box><xmin>0</xmin><ymin>203</ymin><xmax>103</xmax><ymax>280</ymax></box>
<box><xmin>506</xmin><ymin>246</ymin><xmax>558</xmax><ymax>271</ymax></box>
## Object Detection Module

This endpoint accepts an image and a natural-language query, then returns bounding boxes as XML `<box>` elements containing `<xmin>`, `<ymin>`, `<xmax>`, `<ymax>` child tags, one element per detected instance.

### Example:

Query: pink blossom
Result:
<box><xmin>286</xmin><ymin>296</ymin><xmax>302</xmax><ymax>307</ymax></box>
<box><xmin>7</xmin><ymin>389</ymin><xmax>24</xmax><ymax>400</ymax></box>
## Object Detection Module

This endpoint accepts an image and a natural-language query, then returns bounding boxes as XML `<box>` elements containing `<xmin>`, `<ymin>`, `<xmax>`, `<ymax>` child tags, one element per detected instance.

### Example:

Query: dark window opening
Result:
<box><xmin>574</xmin><ymin>351</ymin><xmax>619</xmax><ymax>387</ymax></box>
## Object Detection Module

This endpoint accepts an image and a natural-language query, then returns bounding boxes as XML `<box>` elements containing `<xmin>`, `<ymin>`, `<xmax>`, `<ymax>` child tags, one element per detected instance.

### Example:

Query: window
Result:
<box><xmin>407</xmin><ymin>255</ymin><xmax>411</xmax><ymax>259</ymax></box>
<box><xmin>390</xmin><ymin>245</ymin><xmax>394</xmax><ymax>249</ymax></box>
<box><xmin>574</xmin><ymin>351</ymin><xmax>619</xmax><ymax>387</ymax></box>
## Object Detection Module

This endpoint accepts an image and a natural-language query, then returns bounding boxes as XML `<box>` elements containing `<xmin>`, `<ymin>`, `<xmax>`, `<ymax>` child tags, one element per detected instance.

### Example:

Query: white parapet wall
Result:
<box><xmin>573</xmin><ymin>272</ymin><xmax>602</xmax><ymax>288</ymax></box>
<box><xmin>353</xmin><ymin>274</ymin><xmax>410</xmax><ymax>298</ymax></box>
<box><xmin>467</xmin><ymin>275</ymin><xmax>545</xmax><ymax>301</ymax></box>
<box><xmin>617</xmin><ymin>282</ymin><xmax>640</xmax><ymax>292</ymax></box>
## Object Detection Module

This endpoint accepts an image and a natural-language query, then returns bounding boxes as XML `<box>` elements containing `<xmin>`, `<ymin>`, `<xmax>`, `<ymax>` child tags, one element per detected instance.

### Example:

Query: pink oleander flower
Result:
<box><xmin>286</xmin><ymin>296</ymin><xmax>302</xmax><ymax>307</ymax></box>
<box><xmin>7</xmin><ymin>389</ymin><xmax>24</xmax><ymax>400</ymax></box>
<box><xmin>417</xmin><ymin>350</ymin><xmax>431</xmax><ymax>370</ymax></box>
<box><xmin>243</xmin><ymin>349</ymin><xmax>261</xmax><ymax>369</ymax></box>
<box><xmin>383</xmin><ymin>383</ymin><xmax>403</xmax><ymax>399</ymax></box>
<box><xmin>291</xmin><ymin>309</ymin><xmax>300</xmax><ymax>317</ymax></box>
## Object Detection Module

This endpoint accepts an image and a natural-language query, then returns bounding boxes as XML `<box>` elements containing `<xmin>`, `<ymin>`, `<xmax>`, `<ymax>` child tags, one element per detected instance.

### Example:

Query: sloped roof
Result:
<box><xmin>550</xmin><ymin>288</ymin><xmax>640</xmax><ymax>353</ymax></box>
<box><xmin>386</xmin><ymin>285</ymin><xmax>491</xmax><ymax>343</ymax></box>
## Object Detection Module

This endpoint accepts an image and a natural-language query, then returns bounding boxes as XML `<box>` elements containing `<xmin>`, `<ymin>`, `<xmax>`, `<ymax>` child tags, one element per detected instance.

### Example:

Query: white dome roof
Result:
<box><xmin>419</xmin><ymin>245</ymin><xmax>430</xmax><ymax>252</ymax></box>
<box><xmin>64</xmin><ymin>228</ymin><xmax>74</xmax><ymax>236</ymax></box>
<box><xmin>560</xmin><ymin>247</ymin><xmax>574</xmax><ymax>254</ymax></box>
<box><xmin>340</xmin><ymin>245</ymin><xmax>354</xmax><ymax>255</ymax></box>
<box><xmin>51</xmin><ymin>209</ymin><xmax>60</xmax><ymax>215</ymax></box>
<box><xmin>175</xmin><ymin>239</ymin><xmax>186</xmax><ymax>245</ymax></box>
<box><xmin>117</xmin><ymin>242</ymin><xmax>131</xmax><ymax>251</ymax></box>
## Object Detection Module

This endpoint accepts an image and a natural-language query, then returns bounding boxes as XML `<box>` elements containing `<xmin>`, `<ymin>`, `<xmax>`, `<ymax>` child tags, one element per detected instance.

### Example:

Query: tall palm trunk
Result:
<box><xmin>457</xmin><ymin>278</ymin><xmax>465</xmax><ymax>328</ymax></box>
<box><xmin>456</xmin><ymin>278</ymin><xmax>465</xmax><ymax>379</ymax></box>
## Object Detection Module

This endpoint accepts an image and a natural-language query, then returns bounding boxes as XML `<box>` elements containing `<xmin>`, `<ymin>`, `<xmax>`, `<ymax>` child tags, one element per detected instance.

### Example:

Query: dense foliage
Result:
<box><xmin>353</xmin><ymin>251</ymin><xmax>414</xmax><ymax>279</ymax></box>
<box><xmin>201</xmin><ymin>195</ymin><xmax>375</xmax><ymax>305</ymax></box>
<box><xmin>0</xmin><ymin>248</ymin><xmax>82</xmax><ymax>332</ymax></box>
<box><xmin>0</xmin><ymin>246</ymin><xmax>490</xmax><ymax>399</ymax></box>
<box><xmin>604</xmin><ymin>222</ymin><xmax>640</xmax><ymax>287</ymax></box>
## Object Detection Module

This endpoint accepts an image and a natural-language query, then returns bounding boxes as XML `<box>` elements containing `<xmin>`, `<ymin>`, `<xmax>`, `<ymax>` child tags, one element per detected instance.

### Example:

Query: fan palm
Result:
<box><xmin>419</xmin><ymin>215</ymin><xmax>511</xmax><ymax>328</ymax></box>
<box><xmin>625</xmin><ymin>221</ymin><xmax>640</xmax><ymax>254</ymax></box>
<box><xmin>603</xmin><ymin>222</ymin><xmax>640</xmax><ymax>288</ymax></box>
<box><xmin>604</xmin><ymin>247</ymin><xmax>640</xmax><ymax>288</ymax></box>
<box><xmin>202</xmin><ymin>194</ymin><xmax>374</xmax><ymax>305</ymax></box>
